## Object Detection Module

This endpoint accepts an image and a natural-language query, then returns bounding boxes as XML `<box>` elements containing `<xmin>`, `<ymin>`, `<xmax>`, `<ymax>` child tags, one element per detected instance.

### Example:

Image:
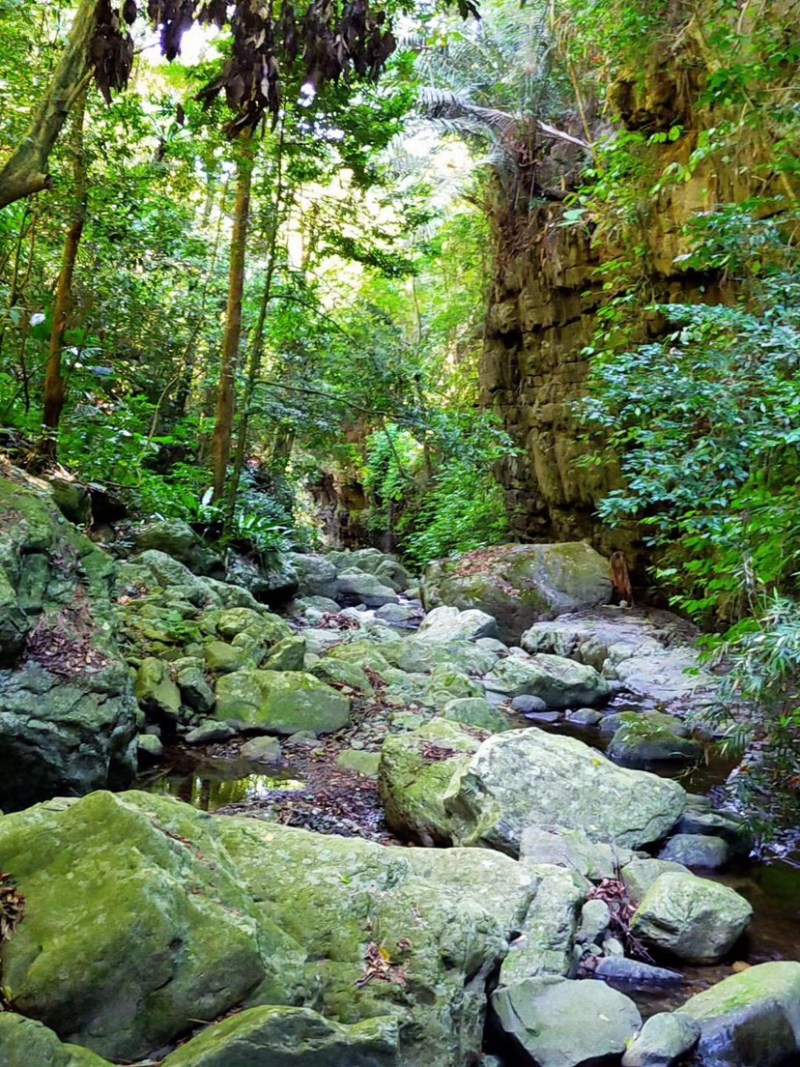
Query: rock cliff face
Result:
<box><xmin>479</xmin><ymin>49</ymin><xmax>788</xmax><ymax>560</ymax></box>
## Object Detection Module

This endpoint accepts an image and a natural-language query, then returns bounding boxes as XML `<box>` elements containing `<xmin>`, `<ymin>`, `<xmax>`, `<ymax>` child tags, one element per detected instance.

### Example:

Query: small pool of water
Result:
<box><xmin>137</xmin><ymin>751</ymin><xmax>306</xmax><ymax>812</ymax></box>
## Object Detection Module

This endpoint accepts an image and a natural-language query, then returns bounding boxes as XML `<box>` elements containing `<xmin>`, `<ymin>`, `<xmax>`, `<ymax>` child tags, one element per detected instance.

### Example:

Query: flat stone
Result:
<box><xmin>215</xmin><ymin>670</ymin><xmax>350</xmax><ymax>736</ymax></box>
<box><xmin>492</xmin><ymin>976</ymin><xmax>641</xmax><ymax>1067</ymax></box>
<box><xmin>621</xmin><ymin>1011</ymin><xmax>700</xmax><ymax>1067</ymax></box>
<box><xmin>418</xmin><ymin>605</ymin><xmax>500</xmax><ymax>643</ymax></box>
<box><xmin>185</xmin><ymin>721</ymin><xmax>236</xmax><ymax>745</ymax></box>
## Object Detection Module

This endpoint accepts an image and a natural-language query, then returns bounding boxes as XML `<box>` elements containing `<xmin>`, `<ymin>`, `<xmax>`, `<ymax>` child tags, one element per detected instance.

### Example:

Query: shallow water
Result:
<box><xmin>138</xmin><ymin>751</ymin><xmax>306</xmax><ymax>811</ymax></box>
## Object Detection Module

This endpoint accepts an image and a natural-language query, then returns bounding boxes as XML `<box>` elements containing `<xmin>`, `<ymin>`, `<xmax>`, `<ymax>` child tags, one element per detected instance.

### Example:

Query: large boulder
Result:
<box><xmin>225</xmin><ymin>552</ymin><xmax>299</xmax><ymax>607</ymax></box>
<box><xmin>631</xmin><ymin>871</ymin><xmax>752</xmax><ymax>962</ymax></box>
<box><xmin>131</xmin><ymin>520</ymin><xmax>223</xmax><ymax>577</ymax></box>
<box><xmin>160</xmin><ymin>1006</ymin><xmax>399</xmax><ymax>1067</ymax></box>
<box><xmin>0</xmin><ymin>479</ymin><xmax>138</xmax><ymax>810</ymax></box>
<box><xmin>0</xmin><ymin>1014</ymin><xmax>112</xmax><ymax>1067</ymax></box>
<box><xmin>418</xmin><ymin>605</ymin><xmax>500</xmax><ymax>643</ymax></box>
<box><xmin>621</xmin><ymin>1012</ymin><xmax>700</xmax><ymax>1067</ymax></box>
<box><xmin>444</xmin><ymin>728</ymin><xmax>686</xmax><ymax>855</ymax></box>
<box><xmin>492</xmin><ymin>977</ymin><xmax>641</xmax><ymax>1067</ymax></box>
<box><xmin>423</xmin><ymin>543</ymin><xmax>612</xmax><ymax>644</ymax></box>
<box><xmin>215</xmin><ymin>670</ymin><xmax>350</xmax><ymax>735</ymax></box>
<box><xmin>675</xmin><ymin>961</ymin><xmax>800</xmax><ymax>1067</ymax></box>
<box><xmin>607</xmin><ymin>717</ymin><xmax>703</xmax><ymax>767</ymax></box>
<box><xmin>290</xmin><ymin>553</ymin><xmax>340</xmax><ymax>599</ymax></box>
<box><xmin>521</xmin><ymin>606</ymin><xmax>717</xmax><ymax>711</ymax></box>
<box><xmin>378</xmin><ymin>718</ymin><xmax>483</xmax><ymax>843</ymax></box>
<box><xmin>335</xmin><ymin>568</ymin><xmax>398</xmax><ymax>607</ymax></box>
<box><xmin>0</xmin><ymin>792</ymin><xmax>268</xmax><ymax>1061</ymax></box>
<box><xmin>483</xmin><ymin>652</ymin><xmax>610</xmax><ymax>708</ymax></box>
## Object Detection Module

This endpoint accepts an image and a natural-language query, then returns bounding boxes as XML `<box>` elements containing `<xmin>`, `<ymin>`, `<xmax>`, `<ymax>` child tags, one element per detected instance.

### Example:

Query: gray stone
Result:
<box><xmin>677</xmin><ymin>961</ymin><xmax>800</xmax><ymax>1067</ymax></box>
<box><xmin>160</xmin><ymin>1006</ymin><xmax>399</xmax><ymax>1067</ymax></box>
<box><xmin>423</xmin><ymin>542</ymin><xmax>612</xmax><ymax>644</ymax></box>
<box><xmin>511</xmin><ymin>693</ymin><xmax>548</xmax><ymax>714</ymax></box>
<box><xmin>225</xmin><ymin>553</ymin><xmax>298</xmax><ymax>607</ymax></box>
<box><xmin>608</xmin><ymin>719</ymin><xmax>703</xmax><ymax>768</ymax></box>
<box><xmin>500</xmin><ymin>865</ymin><xmax>585</xmax><ymax>983</ymax></box>
<box><xmin>594</xmin><ymin>957</ymin><xmax>683</xmax><ymax>985</ymax></box>
<box><xmin>375</xmin><ymin>602</ymin><xmax>420</xmax><ymax>625</ymax></box>
<box><xmin>621</xmin><ymin>857</ymin><xmax>689</xmax><ymax>904</ymax></box>
<box><xmin>659</xmin><ymin>833</ymin><xmax>731</xmax><ymax>868</ymax></box>
<box><xmin>476</xmin><ymin>637</ymin><xmax>509</xmax><ymax>654</ymax></box>
<box><xmin>520</xmin><ymin>826</ymin><xmax>634</xmax><ymax>881</ymax></box>
<box><xmin>185</xmin><ymin>720</ymin><xmax>236</xmax><ymax>745</ymax></box>
<box><xmin>418</xmin><ymin>605</ymin><xmax>500</xmax><ymax>643</ymax></box>
<box><xmin>484</xmin><ymin>653</ymin><xmax>610</xmax><ymax>708</ymax></box>
<box><xmin>137</xmin><ymin>733</ymin><xmax>164</xmax><ymax>760</ymax></box>
<box><xmin>621</xmin><ymin>1012</ymin><xmax>700</xmax><ymax>1067</ymax></box>
<box><xmin>567</xmin><ymin>707</ymin><xmax>604</xmax><ymax>726</ymax></box>
<box><xmin>239</xmin><ymin>735</ymin><xmax>282</xmax><ymax>763</ymax></box>
<box><xmin>133</xmin><ymin>520</ymin><xmax>223</xmax><ymax>577</ymax></box>
<box><xmin>675</xmin><ymin>809</ymin><xmax>753</xmax><ymax>854</ymax></box>
<box><xmin>444</xmin><ymin>728</ymin><xmax>686</xmax><ymax>855</ymax></box>
<box><xmin>335</xmin><ymin>568</ymin><xmax>398</xmax><ymax>607</ymax></box>
<box><xmin>135</xmin><ymin>657</ymin><xmax>182</xmax><ymax>718</ymax></box>
<box><xmin>215</xmin><ymin>670</ymin><xmax>350</xmax><ymax>736</ymax></box>
<box><xmin>290</xmin><ymin>553</ymin><xmax>339</xmax><ymax>599</ymax></box>
<box><xmin>442</xmin><ymin>697</ymin><xmax>513</xmax><ymax>733</ymax></box>
<box><xmin>492</xmin><ymin>977</ymin><xmax>641</xmax><ymax>1067</ymax></box>
<box><xmin>631</xmin><ymin>872</ymin><xmax>753</xmax><ymax>962</ymax></box>
<box><xmin>176</xmin><ymin>665</ymin><xmax>215</xmax><ymax>713</ymax></box>
<box><xmin>263</xmin><ymin>635</ymin><xmax>306</xmax><ymax>671</ymax></box>
<box><xmin>577</xmin><ymin>899</ymin><xmax>610</xmax><ymax>943</ymax></box>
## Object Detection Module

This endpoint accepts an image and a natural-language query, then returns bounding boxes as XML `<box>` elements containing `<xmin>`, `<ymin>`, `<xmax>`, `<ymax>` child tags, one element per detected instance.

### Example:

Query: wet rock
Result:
<box><xmin>675</xmin><ymin>808</ymin><xmax>753</xmax><ymax>854</ymax></box>
<box><xmin>492</xmin><ymin>976</ymin><xmax>641</xmax><ymax>1067</ymax></box>
<box><xmin>521</xmin><ymin>607</ymin><xmax>717</xmax><ymax>711</ymax></box>
<box><xmin>379</xmin><ymin>718</ymin><xmax>482</xmax><ymax>844</ymax></box>
<box><xmin>335</xmin><ymin>568</ymin><xmax>398</xmax><ymax>607</ymax></box>
<box><xmin>510</xmin><ymin>693</ymin><xmax>548</xmax><ymax>714</ymax></box>
<box><xmin>160</xmin><ymin>1006</ymin><xmax>399</xmax><ymax>1067</ymax></box>
<box><xmin>621</xmin><ymin>1011</ymin><xmax>700</xmax><ymax>1067</ymax></box>
<box><xmin>676</xmin><ymin>961</ymin><xmax>800</xmax><ymax>1067</ymax></box>
<box><xmin>567</xmin><ymin>707</ymin><xmax>604</xmax><ymax>726</ymax></box>
<box><xmin>599</xmin><ymin>710</ymin><xmax>689</xmax><ymax>737</ymax></box>
<box><xmin>375</xmin><ymin>602</ymin><xmax>420</xmax><ymax>626</ymax></box>
<box><xmin>0</xmin><ymin>1012</ymin><xmax>113</xmax><ymax>1067</ymax></box>
<box><xmin>423</xmin><ymin>542</ymin><xmax>612</xmax><ymax>645</ymax></box>
<box><xmin>594</xmin><ymin>957</ymin><xmax>683</xmax><ymax>985</ymax></box>
<box><xmin>215</xmin><ymin>670</ymin><xmax>350</xmax><ymax>735</ymax></box>
<box><xmin>442</xmin><ymin>697</ymin><xmax>513</xmax><ymax>733</ymax></box>
<box><xmin>484</xmin><ymin>653</ymin><xmax>610</xmax><ymax>708</ymax></box>
<box><xmin>444</xmin><ymin>728</ymin><xmax>685</xmax><ymax>855</ymax></box>
<box><xmin>608</xmin><ymin>719</ymin><xmax>703</xmax><ymax>768</ymax></box>
<box><xmin>185</xmin><ymin>720</ymin><xmax>235</xmax><ymax>745</ymax></box>
<box><xmin>659</xmin><ymin>833</ymin><xmax>731</xmax><ymax>868</ymax></box>
<box><xmin>239</xmin><ymin>735</ymin><xmax>282</xmax><ymax>763</ymax></box>
<box><xmin>418</xmin><ymin>605</ymin><xmax>500</xmax><ymax>643</ymax></box>
<box><xmin>631</xmin><ymin>871</ymin><xmax>752</xmax><ymax>962</ymax></box>
<box><xmin>132</xmin><ymin>520</ymin><xmax>223</xmax><ymax>577</ymax></box>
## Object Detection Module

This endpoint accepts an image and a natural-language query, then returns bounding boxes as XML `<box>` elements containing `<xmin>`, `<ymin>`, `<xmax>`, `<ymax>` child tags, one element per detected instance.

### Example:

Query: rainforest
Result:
<box><xmin>1</xmin><ymin>1</ymin><xmax>800</xmax><ymax>1065</ymax></box>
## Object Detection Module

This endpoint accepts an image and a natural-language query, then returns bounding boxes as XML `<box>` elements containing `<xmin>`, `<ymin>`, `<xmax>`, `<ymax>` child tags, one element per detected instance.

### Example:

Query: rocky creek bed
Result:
<box><xmin>1</xmin><ymin>475</ymin><xmax>800</xmax><ymax>1067</ymax></box>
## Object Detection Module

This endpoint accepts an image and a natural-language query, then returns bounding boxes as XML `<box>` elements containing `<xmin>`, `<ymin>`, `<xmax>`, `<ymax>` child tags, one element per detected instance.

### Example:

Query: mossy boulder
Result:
<box><xmin>134</xmin><ymin>657</ymin><xmax>182</xmax><ymax>718</ymax></box>
<box><xmin>0</xmin><ymin>479</ymin><xmax>137</xmax><ymax>810</ymax></box>
<box><xmin>335</xmin><ymin>568</ymin><xmax>398</xmax><ymax>607</ymax></box>
<box><xmin>608</xmin><ymin>717</ymin><xmax>703</xmax><ymax>767</ymax></box>
<box><xmin>264</xmin><ymin>634</ymin><xmax>307</xmax><ymax>671</ymax></box>
<box><xmin>379</xmin><ymin>718</ymin><xmax>482</xmax><ymax>844</ymax></box>
<box><xmin>310</xmin><ymin>658</ymin><xmax>374</xmax><ymax>696</ymax></box>
<box><xmin>160</xmin><ymin>1005</ymin><xmax>399</xmax><ymax>1067</ymax></box>
<box><xmin>675</xmin><ymin>961</ymin><xmax>800</xmax><ymax>1067</ymax></box>
<box><xmin>423</xmin><ymin>543</ymin><xmax>612</xmax><ymax>644</ymax></box>
<box><xmin>0</xmin><ymin>1013</ymin><xmax>113</xmax><ymax>1067</ymax></box>
<box><xmin>0</xmin><ymin>791</ymin><xmax>268</xmax><ymax>1061</ymax></box>
<box><xmin>484</xmin><ymin>652</ymin><xmax>610</xmax><ymax>708</ymax></box>
<box><xmin>444</xmin><ymin>727</ymin><xmax>686</xmax><ymax>855</ymax></box>
<box><xmin>631</xmin><ymin>871</ymin><xmax>752</xmax><ymax>962</ymax></box>
<box><xmin>204</xmin><ymin>639</ymin><xmax>249</xmax><ymax>673</ymax></box>
<box><xmin>442</xmin><ymin>697</ymin><xmax>513</xmax><ymax>733</ymax></box>
<box><xmin>132</xmin><ymin>520</ymin><xmax>223</xmax><ymax>577</ymax></box>
<box><xmin>215</xmin><ymin>670</ymin><xmax>350</xmax><ymax>735</ymax></box>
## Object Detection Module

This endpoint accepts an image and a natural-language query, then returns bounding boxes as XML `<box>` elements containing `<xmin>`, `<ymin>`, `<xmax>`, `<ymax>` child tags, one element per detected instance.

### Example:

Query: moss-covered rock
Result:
<box><xmin>631</xmin><ymin>871</ymin><xmax>752</xmax><ymax>962</ymax></box>
<box><xmin>423</xmin><ymin>543</ymin><xmax>612</xmax><ymax>644</ymax></box>
<box><xmin>442</xmin><ymin>697</ymin><xmax>514</xmax><ymax>733</ymax></box>
<box><xmin>264</xmin><ymin>634</ymin><xmax>307</xmax><ymax>671</ymax></box>
<box><xmin>484</xmin><ymin>652</ymin><xmax>610</xmax><ymax>708</ymax></box>
<box><xmin>0</xmin><ymin>1013</ymin><xmax>113</xmax><ymax>1067</ymax></box>
<box><xmin>0</xmin><ymin>791</ymin><xmax>269</xmax><ymax>1061</ymax></box>
<box><xmin>607</xmin><ymin>716</ymin><xmax>703</xmax><ymax>768</ymax></box>
<box><xmin>132</xmin><ymin>520</ymin><xmax>223</xmax><ymax>578</ymax></box>
<box><xmin>444</xmin><ymin>727</ymin><xmax>686</xmax><ymax>855</ymax></box>
<box><xmin>134</xmin><ymin>657</ymin><xmax>182</xmax><ymax>718</ymax></box>
<box><xmin>215</xmin><ymin>670</ymin><xmax>350</xmax><ymax>735</ymax></box>
<box><xmin>379</xmin><ymin>718</ymin><xmax>482</xmax><ymax>843</ymax></box>
<box><xmin>160</xmin><ymin>1005</ymin><xmax>399</xmax><ymax>1067</ymax></box>
<box><xmin>310</xmin><ymin>658</ymin><xmax>375</xmax><ymax>696</ymax></box>
<box><xmin>676</xmin><ymin>961</ymin><xmax>800</xmax><ymax>1067</ymax></box>
<box><xmin>204</xmin><ymin>639</ymin><xmax>249</xmax><ymax>672</ymax></box>
<box><xmin>0</xmin><ymin>479</ymin><xmax>137</xmax><ymax>810</ymax></box>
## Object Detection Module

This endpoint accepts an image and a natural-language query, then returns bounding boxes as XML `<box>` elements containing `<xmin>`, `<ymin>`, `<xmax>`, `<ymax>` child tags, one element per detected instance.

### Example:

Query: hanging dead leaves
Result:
<box><xmin>90</xmin><ymin>0</ymin><xmax>402</xmax><ymax>134</ymax></box>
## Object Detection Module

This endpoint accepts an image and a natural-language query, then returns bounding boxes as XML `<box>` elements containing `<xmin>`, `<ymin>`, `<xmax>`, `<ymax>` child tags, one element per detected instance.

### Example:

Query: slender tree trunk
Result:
<box><xmin>210</xmin><ymin>133</ymin><xmax>254</xmax><ymax>501</ymax></box>
<box><xmin>40</xmin><ymin>86</ymin><xmax>88</xmax><ymax>460</ymax></box>
<box><xmin>224</xmin><ymin>120</ymin><xmax>288</xmax><ymax>530</ymax></box>
<box><xmin>0</xmin><ymin>0</ymin><xmax>96</xmax><ymax>210</ymax></box>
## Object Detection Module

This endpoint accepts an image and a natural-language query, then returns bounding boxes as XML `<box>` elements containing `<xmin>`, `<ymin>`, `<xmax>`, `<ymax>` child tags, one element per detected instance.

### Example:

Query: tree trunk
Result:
<box><xmin>0</xmin><ymin>0</ymin><xmax>96</xmax><ymax>211</ymax></box>
<box><xmin>40</xmin><ymin>86</ymin><xmax>89</xmax><ymax>460</ymax></box>
<box><xmin>210</xmin><ymin>133</ymin><xmax>254</xmax><ymax>501</ymax></box>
